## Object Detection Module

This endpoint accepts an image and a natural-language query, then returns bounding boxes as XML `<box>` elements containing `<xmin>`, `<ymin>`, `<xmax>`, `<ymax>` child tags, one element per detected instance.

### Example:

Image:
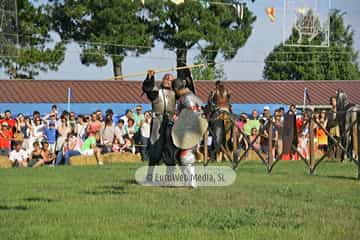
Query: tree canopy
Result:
<box><xmin>0</xmin><ymin>0</ymin><xmax>65</xmax><ymax>79</ymax></box>
<box><xmin>145</xmin><ymin>0</ymin><xmax>256</xmax><ymax>79</ymax></box>
<box><xmin>263</xmin><ymin>10</ymin><xmax>360</xmax><ymax>80</ymax></box>
<box><xmin>52</xmin><ymin>0</ymin><xmax>153</xmax><ymax>79</ymax></box>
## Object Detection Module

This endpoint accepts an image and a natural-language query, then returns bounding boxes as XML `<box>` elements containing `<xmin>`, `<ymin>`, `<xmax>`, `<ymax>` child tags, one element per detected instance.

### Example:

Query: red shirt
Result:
<box><xmin>0</xmin><ymin>119</ymin><xmax>16</xmax><ymax>136</ymax></box>
<box><xmin>0</xmin><ymin>129</ymin><xmax>12</xmax><ymax>149</ymax></box>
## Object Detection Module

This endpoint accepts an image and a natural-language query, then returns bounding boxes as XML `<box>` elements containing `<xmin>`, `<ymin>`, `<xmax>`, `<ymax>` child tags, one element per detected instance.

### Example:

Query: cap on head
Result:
<box><xmin>263</xmin><ymin>106</ymin><xmax>270</xmax><ymax>111</ymax></box>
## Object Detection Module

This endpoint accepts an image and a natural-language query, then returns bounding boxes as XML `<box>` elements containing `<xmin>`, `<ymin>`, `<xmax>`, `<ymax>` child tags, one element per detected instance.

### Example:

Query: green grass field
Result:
<box><xmin>1</xmin><ymin>161</ymin><xmax>359</xmax><ymax>240</ymax></box>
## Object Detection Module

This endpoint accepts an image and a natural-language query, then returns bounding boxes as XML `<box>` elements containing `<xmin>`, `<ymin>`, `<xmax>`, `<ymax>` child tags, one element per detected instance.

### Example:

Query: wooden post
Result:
<box><xmin>352</xmin><ymin>111</ymin><xmax>358</xmax><ymax>161</ymax></box>
<box><xmin>358</xmin><ymin>116</ymin><xmax>360</xmax><ymax>180</ymax></box>
<box><xmin>268</xmin><ymin>120</ymin><xmax>273</xmax><ymax>172</ymax></box>
<box><xmin>233</xmin><ymin>126</ymin><xmax>238</xmax><ymax>163</ymax></box>
<box><xmin>203</xmin><ymin>130</ymin><xmax>208</xmax><ymax>165</ymax></box>
<box><xmin>309</xmin><ymin>117</ymin><xmax>315</xmax><ymax>174</ymax></box>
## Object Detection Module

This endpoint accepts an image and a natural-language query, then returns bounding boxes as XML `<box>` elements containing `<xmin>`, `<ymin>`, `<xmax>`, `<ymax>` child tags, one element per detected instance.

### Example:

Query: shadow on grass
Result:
<box><xmin>0</xmin><ymin>205</ymin><xmax>29</xmax><ymax>211</ymax></box>
<box><xmin>318</xmin><ymin>175</ymin><xmax>359</xmax><ymax>181</ymax></box>
<box><xmin>120</xmin><ymin>179</ymin><xmax>138</xmax><ymax>185</ymax></box>
<box><xmin>82</xmin><ymin>185</ymin><xmax>126</xmax><ymax>196</ymax></box>
<box><xmin>24</xmin><ymin>197</ymin><xmax>57</xmax><ymax>203</ymax></box>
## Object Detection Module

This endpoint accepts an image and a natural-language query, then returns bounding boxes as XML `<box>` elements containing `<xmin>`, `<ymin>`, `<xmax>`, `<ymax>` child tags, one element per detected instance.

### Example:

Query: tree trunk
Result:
<box><xmin>176</xmin><ymin>48</ymin><xmax>187</xmax><ymax>80</ymax></box>
<box><xmin>112</xmin><ymin>59</ymin><xmax>123</xmax><ymax>80</ymax></box>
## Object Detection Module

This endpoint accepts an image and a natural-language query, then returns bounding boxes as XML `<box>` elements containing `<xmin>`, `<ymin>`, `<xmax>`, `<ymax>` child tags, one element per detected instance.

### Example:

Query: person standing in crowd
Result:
<box><xmin>125</xmin><ymin>118</ymin><xmax>136</xmax><ymax>140</ymax></box>
<box><xmin>68</xmin><ymin>112</ymin><xmax>77</xmax><ymax>132</ymax></box>
<box><xmin>244</xmin><ymin>109</ymin><xmax>260</xmax><ymax>136</ymax></box>
<box><xmin>51</xmin><ymin>104</ymin><xmax>59</xmax><ymax>118</ymax></box>
<box><xmin>101</xmin><ymin>118</ymin><xmax>115</xmax><ymax>153</ymax></box>
<box><xmin>87</xmin><ymin>112</ymin><xmax>102</xmax><ymax>137</ymax></box>
<box><xmin>95</xmin><ymin>110</ymin><xmax>104</xmax><ymax>123</ymax></box>
<box><xmin>327</xmin><ymin>96</ymin><xmax>340</xmax><ymax>158</ymax></box>
<box><xmin>289</xmin><ymin>104</ymin><xmax>297</xmax><ymax>115</ymax></box>
<box><xmin>9</xmin><ymin>142</ymin><xmax>28</xmax><ymax>167</ymax></box>
<box><xmin>236</xmin><ymin>113</ymin><xmax>249</xmax><ymax>150</ymax></box>
<box><xmin>133</xmin><ymin>105</ymin><xmax>145</xmax><ymax>133</ymax></box>
<box><xmin>44</xmin><ymin>122</ymin><xmax>57</xmax><ymax>153</ymax></box>
<box><xmin>115</xmin><ymin>119</ymin><xmax>126</xmax><ymax>144</ymax></box>
<box><xmin>31</xmin><ymin>111</ymin><xmax>41</xmax><ymax>125</ymax></box>
<box><xmin>28</xmin><ymin>117</ymin><xmax>45</xmax><ymax>153</ymax></box>
<box><xmin>0</xmin><ymin>122</ymin><xmax>13</xmax><ymax>156</ymax></box>
<box><xmin>317</xmin><ymin>110</ymin><xmax>328</xmax><ymax>154</ymax></box>
<box><xmin>261</xmin><ymin>106</ymin><xmax>272</xmax><ymax>123</ymax></box>
<box><xmin>274</xmin><ymin>113</ymin><xmax>283</xmax><ymax>159</ymax></box>
<box><xmin>0</xmin><ymin>110</ymin><xmax>16</xmax><ymax>135</ymax></box>
<box><xmin>15</xmin><ymin>114</ymin><xmax>30</xmax><ymax>150</ymax></box>
<box><xmin>142</xmin><ymin>70</ymin><xmax>177</xmax><ymax>181</ymax></box>
<box><xmin>120</xmin><ymin>109</ymin><xmax>133</xmax><ymax>128</ymax></box>
<box><xmin>56</xmin><ymin>116</ymin><xmax>71</xmax><ymax>153</ymax></box>
<box><xmin>140</xmin><ymin>112</ymin><xmax>151</xmax><ymax>161</ymax></box>
<box><xmin>76</xmin><ymin>115</ymin><xmax>88</xmax><ymax>141</ymax></box>
<box><xmin>249</xmin><ymin>127</ymin><xmax>261</xmax><ymax>151</ymax></box>
<box><xmin>105</xmin><ymin>109</ymin><xmax>115</xmax><ymax>125</ymax></box>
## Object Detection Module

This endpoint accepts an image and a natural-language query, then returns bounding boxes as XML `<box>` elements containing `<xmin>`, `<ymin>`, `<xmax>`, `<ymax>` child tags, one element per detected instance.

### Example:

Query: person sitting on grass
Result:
<box><xmin>32</xmin><ymin>141</ymin><xmax>56</xmax><ymax>168</ymax></box>
<box><xmin>112</xmin><ymin>138</ymin><xmax>121</xmax><ymax>153</ymax></box>
<box><xmin>55</xmin><ymin>133</ymin><xmax>82</xmax><ymax>165</ymax></box>
<box><xmin>28</xmin><ymin>142</ymin><xmax>42</xmax><ymax>168</ymax></box>
<box><xmin>119</xmin><ymin>134</ymin><xmax>133</xmax><ymax>153</ymax></box>
<box><xmin>79</xmin><ymin>134</ymin><xmax>103</xmax><ymax>165</ymax></box>
<box><xmin>9</xmin><ymin>141</ymin><xmax>28</xmax><ymax>167</ymax></box>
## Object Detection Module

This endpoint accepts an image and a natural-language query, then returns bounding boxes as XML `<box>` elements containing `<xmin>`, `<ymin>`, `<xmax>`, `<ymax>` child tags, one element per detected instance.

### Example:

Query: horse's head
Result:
<box><xmin>336</xmin><ymin>89</ymin><xmax>348</xmax><ymax>110</ymax></box>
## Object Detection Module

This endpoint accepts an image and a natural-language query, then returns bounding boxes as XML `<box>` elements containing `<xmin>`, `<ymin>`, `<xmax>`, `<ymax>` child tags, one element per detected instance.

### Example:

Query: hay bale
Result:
<box><xmin>246</xmin><ymin>150</ymin><xmax>265</xmax><ymax>161</ymax></box>
<box><xmin>69</xmin><ymin>155</ymin><xmax>98</xmax><ymax>166</ymax></box>
<box><xmin>103</xmin><ymin>152</ymin><xmax>141</xmax><ymax>164</ymax></box>
<box><xmin>69</xmin><ymin>152</ymin><xmax>142</xmax><ymax>166</ymax></box>
<box><xmin>0</xmin><ymin>156</ymin><xmax>12</xmax><ymax>168</ymax></box>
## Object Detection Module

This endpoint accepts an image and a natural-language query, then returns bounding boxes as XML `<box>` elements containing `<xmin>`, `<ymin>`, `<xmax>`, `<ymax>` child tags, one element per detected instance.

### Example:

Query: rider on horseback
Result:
<box><xmin>208</xmin><ymin>81</ymin><xmax>231</xmax><ymax>116</ymax></box>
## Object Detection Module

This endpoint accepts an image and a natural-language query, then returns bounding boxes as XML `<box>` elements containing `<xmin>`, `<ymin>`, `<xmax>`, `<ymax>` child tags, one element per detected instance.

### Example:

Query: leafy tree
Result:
<box><xmin>192</xmin><ymin>54</ymin><xmax>226</xmax><ymax>80</ymax></box>
<box><xmin>0</xmin><ymin>0</ymin><xmax>65</xmax><ymax>79</ymax></box>
<box><xmin>263</xmin><ymin>10</ymin><xmax>360</xmax><ymax>80</ymax></box>
<box><xmin>51</xmin><ymin>0</ymin><xmax>153</xmax><ymax>79</ymax></box>
<box><xmin>145</xmin><ymin>0</ymin><xmax>256</xmax><ymax>79</ymax></box>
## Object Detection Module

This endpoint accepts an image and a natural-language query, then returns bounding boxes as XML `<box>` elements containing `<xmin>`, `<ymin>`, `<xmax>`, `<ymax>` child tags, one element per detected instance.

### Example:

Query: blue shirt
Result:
<box><xmin>45</xmin><ymin>128</ymin><xmax>57</xmax><ymax>144</ymax></box>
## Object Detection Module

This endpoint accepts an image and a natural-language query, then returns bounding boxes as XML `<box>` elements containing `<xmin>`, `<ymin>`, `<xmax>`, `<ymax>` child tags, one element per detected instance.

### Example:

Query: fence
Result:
<box><xmin>230</xmin><ymin>110</ymin><xmax>360</xmax><ymax>180</ymax></box>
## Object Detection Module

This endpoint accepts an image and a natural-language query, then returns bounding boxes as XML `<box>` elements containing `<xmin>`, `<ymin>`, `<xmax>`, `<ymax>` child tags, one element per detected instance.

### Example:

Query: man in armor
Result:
<box><xmin>171</xmin><ymin>76</ymin><xmax>208</xmax><ymax>188</ymax></box>
<box><xmin>142</xmin><ymin>70</ymin><xmax>178</xmax><ymax>181</ymax></box>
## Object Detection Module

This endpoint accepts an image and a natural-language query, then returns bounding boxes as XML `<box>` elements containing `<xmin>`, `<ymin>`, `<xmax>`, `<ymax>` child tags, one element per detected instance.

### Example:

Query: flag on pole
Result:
<box><xmin>303</xmin><ymin>88</ymin><xmax>311</xmax><ymax>106</ymax></box>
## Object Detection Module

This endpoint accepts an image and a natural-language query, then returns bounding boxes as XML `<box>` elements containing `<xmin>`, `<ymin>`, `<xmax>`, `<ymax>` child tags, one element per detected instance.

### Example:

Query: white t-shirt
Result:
<box><xmin>9</xmin><ymin>149</ymin><xmax>28</xmax><ymax>162</ymax></box>
<box><xmin>141</xmin><ymin>122</ymin><xmax>151</xmax><ymax>138</ymax></box>
<box><xmin>120</xmin><ymin>116</ymin><xmax>129</xmax><ymax>127</ymax></box>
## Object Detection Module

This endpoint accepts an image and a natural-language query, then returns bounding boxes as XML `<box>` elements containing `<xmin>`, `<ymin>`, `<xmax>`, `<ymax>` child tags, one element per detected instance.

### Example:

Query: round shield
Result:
<box><xmin>172</xmin><ymin>109</ymin><xmax>208</xmax><ymax>149</ymax></box>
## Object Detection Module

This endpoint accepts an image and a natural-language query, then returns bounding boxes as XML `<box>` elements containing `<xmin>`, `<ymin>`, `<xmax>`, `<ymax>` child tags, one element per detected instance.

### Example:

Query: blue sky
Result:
<box><xmin>1</xmin><ymin>0</ymin><xmax>360</xmax><ymax>80</ymax></box>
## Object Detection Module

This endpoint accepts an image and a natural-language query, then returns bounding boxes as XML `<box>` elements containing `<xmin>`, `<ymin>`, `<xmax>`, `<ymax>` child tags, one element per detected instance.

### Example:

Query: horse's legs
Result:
<box><xmin>210</xmin><ymin>120</ymin><xmax>225</xmax><ymax>161</ymax></box>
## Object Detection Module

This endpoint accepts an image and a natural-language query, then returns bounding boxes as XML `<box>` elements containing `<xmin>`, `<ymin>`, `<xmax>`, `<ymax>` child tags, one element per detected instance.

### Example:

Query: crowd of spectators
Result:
<box><xmin>0</xmin><ymin>105</ymin><xmax>151</xmax><ymax>168</ymax></box>
<box><xmin>235</xmin><ymin>98</ymin><xmax>340</xmax><ymax>161</ymax></box>
<box><xmin>0</xmin><ymin>96</ymin><xmax>342</xmax><ymax>167</ymax></box>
